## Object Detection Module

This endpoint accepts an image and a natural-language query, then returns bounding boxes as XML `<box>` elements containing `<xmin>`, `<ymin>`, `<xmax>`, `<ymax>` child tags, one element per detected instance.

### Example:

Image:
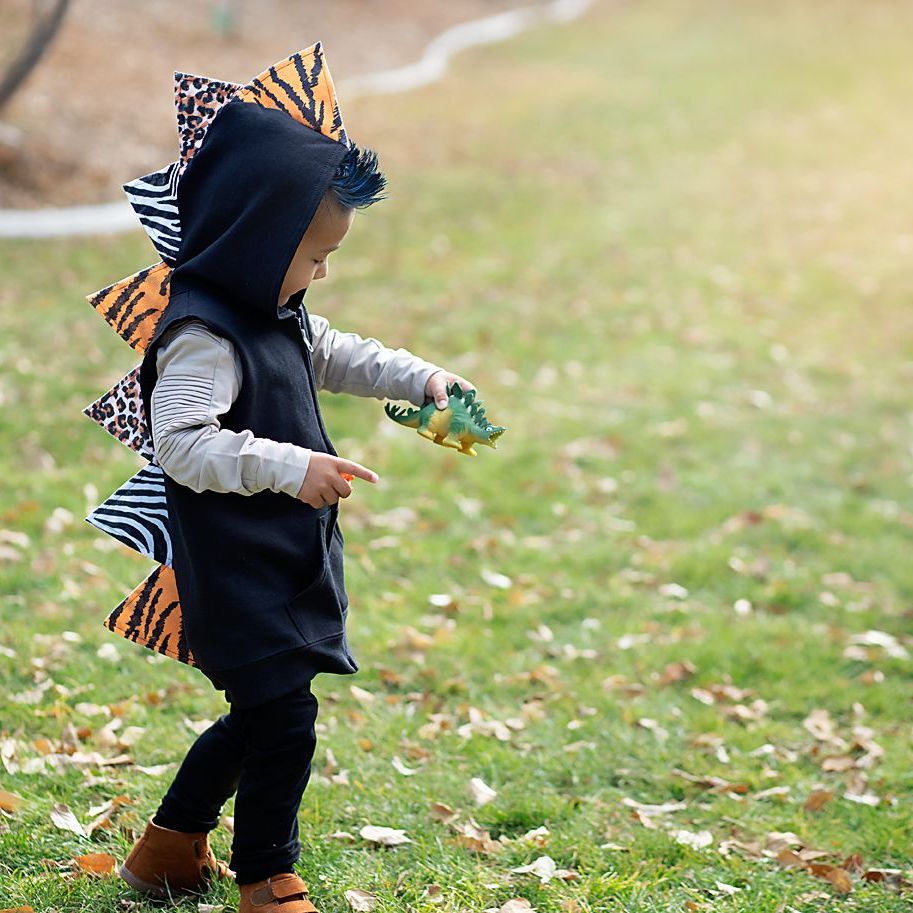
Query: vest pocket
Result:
<box><xmin>284</xmin><ymin>509</ymin><xmax>347</xmax><ymax>647</ymax></box>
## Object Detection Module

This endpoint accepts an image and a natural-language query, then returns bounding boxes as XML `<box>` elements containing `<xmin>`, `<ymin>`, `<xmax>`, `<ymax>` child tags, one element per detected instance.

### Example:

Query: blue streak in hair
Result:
<box><xmin>327</xmin><ymin>138</ymin><xmax>387</xmax><ymax>210</ymax></box>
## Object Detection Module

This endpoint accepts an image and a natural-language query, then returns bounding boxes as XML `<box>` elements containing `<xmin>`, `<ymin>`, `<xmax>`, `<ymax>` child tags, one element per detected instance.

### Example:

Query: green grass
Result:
<box><xmin>2</xmin><ymin>0</ymin><xmax>913</xmax><ymax>909</ymax></box>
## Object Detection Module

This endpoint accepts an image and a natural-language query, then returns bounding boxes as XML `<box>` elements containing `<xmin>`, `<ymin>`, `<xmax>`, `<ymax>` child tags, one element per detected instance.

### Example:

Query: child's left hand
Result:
<box><xmin>425</xmin><ymin>369</ymin><xmax>476</xmax><ymax>409</ymax></box>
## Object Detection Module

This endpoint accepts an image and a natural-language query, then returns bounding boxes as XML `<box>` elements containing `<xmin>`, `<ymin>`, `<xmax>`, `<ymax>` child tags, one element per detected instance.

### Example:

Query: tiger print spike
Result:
<box><xmin>86</xmin><ymin>261</ymin><xmax>171</xmax><ymax>353</ymax></box>
<box><xmin>174</xmin><ymin>72</ymin><xmax>242</xmax><ymax>175</ymax></box>
<box><xmin>103</xmin><ymin>563</ymin><xmax>196</xmax><ymax>666</ymax></box>
<box><xmin>83</xmin><ymin>366</ymin><xmax>155</xmax><ymax>460</ymax></box>
<box><xmin>234</xmin><ymin>41</ymin><xmax>348</xmax><ymax>144</ymax></box>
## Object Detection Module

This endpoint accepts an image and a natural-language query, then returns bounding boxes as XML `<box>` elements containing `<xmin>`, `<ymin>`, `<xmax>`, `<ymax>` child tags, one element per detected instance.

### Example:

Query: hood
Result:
<box><xmin>168</xmin><ymin>98</ymin><xmax>350</xmax><ymax>321</ymax></box>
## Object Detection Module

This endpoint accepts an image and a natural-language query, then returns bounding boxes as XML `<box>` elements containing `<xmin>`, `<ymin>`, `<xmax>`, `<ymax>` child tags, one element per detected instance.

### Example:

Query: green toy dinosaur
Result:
<box><xmin>384</xmin><ymin>382</ymin><xmax>506</xmax><ymax>456</ymax></box>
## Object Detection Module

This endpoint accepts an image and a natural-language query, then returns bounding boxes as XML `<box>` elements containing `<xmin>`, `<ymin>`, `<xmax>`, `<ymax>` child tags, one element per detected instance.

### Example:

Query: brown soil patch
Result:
<box><xmin>0</xmin><ymin>0</ymin><xmax>531</xmax><ymax>208</ymax></box>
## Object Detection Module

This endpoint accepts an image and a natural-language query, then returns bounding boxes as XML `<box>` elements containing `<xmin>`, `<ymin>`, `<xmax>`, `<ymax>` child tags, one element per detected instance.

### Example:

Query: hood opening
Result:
<box><xmin>168</xmin><ymin>98</ymin><xmax>350</xmax><ymax>321</ymax></box>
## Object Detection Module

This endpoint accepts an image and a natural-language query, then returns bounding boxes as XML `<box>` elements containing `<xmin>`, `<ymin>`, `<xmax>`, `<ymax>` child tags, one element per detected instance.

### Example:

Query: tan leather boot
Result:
<box><xmin>119</xmin><ymin>814</ymin><xmax>233</xmax><ymax>898</ymax></box>
<box><xmin>238</xmin><ymin>872</ymin><xmax>318</xmax><ymax>912</ymax></box>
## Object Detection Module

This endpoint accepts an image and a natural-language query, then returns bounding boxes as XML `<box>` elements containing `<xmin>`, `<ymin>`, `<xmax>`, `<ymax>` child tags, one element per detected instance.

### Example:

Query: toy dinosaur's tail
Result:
<box><xmin>384</xmin><ymin>402</ymin><xmax>422</xmax><ymax>428</ymax></box>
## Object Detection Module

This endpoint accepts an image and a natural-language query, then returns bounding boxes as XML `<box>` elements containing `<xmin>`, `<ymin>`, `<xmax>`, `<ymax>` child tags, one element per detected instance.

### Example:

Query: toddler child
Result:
<box><xmin>117</xmin><ymin>49</ymin><xmax>474</xmax><ymax>912</ymax></box>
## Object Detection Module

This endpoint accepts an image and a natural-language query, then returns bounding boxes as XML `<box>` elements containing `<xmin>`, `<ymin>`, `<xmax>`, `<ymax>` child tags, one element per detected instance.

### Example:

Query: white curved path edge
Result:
<box><xmin>0</xmin><ymin>0</ymin><xmax>593</xmax><ymax>239</ymax></box>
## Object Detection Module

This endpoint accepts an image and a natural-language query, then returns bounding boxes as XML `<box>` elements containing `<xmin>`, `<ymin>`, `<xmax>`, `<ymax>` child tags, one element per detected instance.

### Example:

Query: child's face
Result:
<box><xmin>279</xmin><ymin>193</ymin><xmax>355</xmax><ymax>305</ymax></box>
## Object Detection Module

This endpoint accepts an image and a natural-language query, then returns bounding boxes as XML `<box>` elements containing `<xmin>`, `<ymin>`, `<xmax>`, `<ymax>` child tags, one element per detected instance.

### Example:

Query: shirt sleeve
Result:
<box><xmin>306</xmin><ymin>311</ymin><xmax>444</xmax><ymax>406</ymax></box>
<box><xmin>150</xmin><ymin>320</ymin><xmax>313</xmax><ymax>498</ymax></box>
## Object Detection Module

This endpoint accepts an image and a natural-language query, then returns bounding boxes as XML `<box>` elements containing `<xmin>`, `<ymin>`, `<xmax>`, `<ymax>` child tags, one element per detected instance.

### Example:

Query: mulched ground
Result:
<box><xmin>0</xmin><ymin>0</ymin><xmax>525</xmax><ymax>208</ymax></box>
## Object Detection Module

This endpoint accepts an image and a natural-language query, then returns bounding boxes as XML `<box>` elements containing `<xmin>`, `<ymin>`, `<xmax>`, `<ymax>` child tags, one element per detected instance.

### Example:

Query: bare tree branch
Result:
<box><xmin>0</xmin><ymin>0</ymin><xmax>71</xmax><ymax>112</ymax></box>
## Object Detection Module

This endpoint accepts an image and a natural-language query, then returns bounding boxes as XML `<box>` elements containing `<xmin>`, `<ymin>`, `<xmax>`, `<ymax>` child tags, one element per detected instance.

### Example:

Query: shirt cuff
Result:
<box><xmin>256</xmin><ymin>443</ymin><xmax>313</xmax><ymax>499</ymax></box>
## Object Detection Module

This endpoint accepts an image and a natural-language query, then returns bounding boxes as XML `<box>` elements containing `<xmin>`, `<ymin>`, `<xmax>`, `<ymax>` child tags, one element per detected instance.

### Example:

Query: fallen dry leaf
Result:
<box><xmin>350</xmin><ymin>685</ymin><xmax>376</xmax><ymax>706</ymax></box>
<box><xmin>71</xmin><ymin>852</ymin><xmax>116</xmax><ymax>875</ymax></box>
<box><xmin>804</xmin><ymin>708</ymin><xmax>839</xmax><ymax>742</ymax></box>
<box><xmin>50</xmin><ymin>803</ymin><xmax>87</xmax><ymax>837</ymax></box>
<box><xmin>469</xmin><ymin>776</ymin><xmax>497</xmax><ymax>806</ymax></box>
<box><xmin>657</xmin><ymin>661</ymin><xmax>697</xmax><ymax>685</ymax></box>
<box><xmin>0</xmin><ymin>789</ymin><xmax>25</xmax><ymax>812</ymax></box>
<box><xmin>344</xmin><ymin>889</ymin><xmax>378</xmax><ymax>911</ymax></box>
<box><xmin>517</xmin><ymin>825</ymin><xmax>550</xmax><ymax>846</ymax></box>
<box><xmin>497</xmin><ymin>900</ymin><xmax>534</xmax><ymax>913</ymax></box>
<box><xmin>481</xmin><ymin>568</ymin><xmax>512</xmax><ymax>589</ymax></box>
<box><xmin>359</xmin><ymin>824</ymin><xmax>412</xmax><ymax>847</ymax></box>
<box><xmin>623</xmin><ymin>798</ymin><xmax>687</xmax><ymax>815</ymax></box>
<box><xmin>84</xmin><ymin>794</ymin><xmax>133</xmax><ymax>836</ymax></box>
<box><xmin>511</xmin><ymin>855</ymin><xmax>556</xmax><ymax>883</ymax></box>
<box><xmin>672</xmin><ymin>769</ymin><xmax>749</xmax><ymax>795</ymax></box>
<box><xmin>862</xmin><ymin>868</ymin><xmax>913</xmax><ymax>891</ymax></box>
<box><xmin>450</xmin><ymin>817</ymin><xmax>502</xmax><ymax>855</ymax></box>
<box><xmin>391</xmin><ymin>756</ymin><xmax>417</xmax><ymax>776</ymax></box>
<box><xmin>420</xmin><ymin>883</ymin><xmax>444</xmax><ymax>904</ymax></box>
<box><xmin>844</xmin><ymin>790</ymin><xmax>880</xmax><ymax>807</ymax></box>
<box><xmin>635</xmin><ymin>718</ymin><xmax>669</xmax><ymax>741</ymax></box>
<box><xmin>429</xmin><ymin>801</ymin><xmax>458</xmax><ymax>824</ymax></box>
<box><xmin>134</xmin><ymin>762</ymin><xmax>175</xmax><ymax>776</ymax></box>
<box><xmin>714</xmin><ymin>881</ymin><xmax>741</xmax><ymax>895</ymax></box>
<box><xmin>804</xmin><ymin>790</ymin><xmax>834</xmax><ymax>812</ymax></box>
<box><xmin>821</xmin><ymin>755</ymin><xmax>856</xmax><ymax>772</ymax></box>
<box><xmin>808</xmin><ymin>863</ymin><xmax>853</xmax><ymax>894</ymax></box>
<box><xmin>671</xmin><ymin>829</ymin><xmax>713</xmax><ymax>850</ymax></box>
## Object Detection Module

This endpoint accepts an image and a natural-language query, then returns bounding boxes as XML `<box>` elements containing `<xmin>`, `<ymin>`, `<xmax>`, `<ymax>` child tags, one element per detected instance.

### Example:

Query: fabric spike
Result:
<box><xmin>86</xmin><ymin>465</ymin><xmax>172</xmax><ymax>566</ymax></box>
<box><xmin>122</xmin><ymin>162</ymin><xmax>182</xmax><ymax>264</ymax></box>
<box><xmin>234</xmin><ymin>41</ymin><xmax>348</xmax><ymax>144</ymax></box>
<box><xmin>83</xmin><ymin>366</ymin><xmax>155</xmax><ymax>461</ymax></box>
<box><xmin>86</xmin><ymin>261</ymin><xmax>171</xmax><ymax>353</ymax></box>
<box><xmin>174</xmin><ymin>72</ymin><xmax>241</xmax><ymax>174</ymax></box>
<box><xmin>103</xmin><ymin>563</ymin><xmax>196</xmax><ymax>666</ymax></box>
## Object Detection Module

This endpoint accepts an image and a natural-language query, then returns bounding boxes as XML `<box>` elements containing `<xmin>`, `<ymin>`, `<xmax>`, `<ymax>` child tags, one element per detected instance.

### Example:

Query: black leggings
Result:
<box><xmin>152</xmin><ymin>683</ymin><xmax>319</xmax><ymax>885</ymax></box>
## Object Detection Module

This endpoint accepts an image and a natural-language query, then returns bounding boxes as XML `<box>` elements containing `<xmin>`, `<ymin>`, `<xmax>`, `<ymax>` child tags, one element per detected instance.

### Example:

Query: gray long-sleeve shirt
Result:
<box><xmin>150</xmin><ymin>304</ymin><xmax>443</xmax><ymax>499</ymax></box>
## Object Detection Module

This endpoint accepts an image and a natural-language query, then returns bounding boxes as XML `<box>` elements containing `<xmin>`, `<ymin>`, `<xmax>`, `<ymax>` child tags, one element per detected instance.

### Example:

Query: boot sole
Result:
<box><xmin>117</xmin><ymin>865</ymin><xmax>228</xmax><ymax>900</ymax></box>
<box><xmin>119</xmin><ymin>863</ymin><xmax>172</xmax><ymax>898</ymax></box>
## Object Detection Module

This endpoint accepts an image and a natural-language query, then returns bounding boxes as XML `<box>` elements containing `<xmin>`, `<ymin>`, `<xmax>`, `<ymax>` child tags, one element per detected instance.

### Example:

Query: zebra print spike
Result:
<box><xmin>82</xmin><ymin>365</ymin><xmax>155</xmax><ymax>461</ymax></box>
<box><xmin>86</xmin><ymin>465</ymin><xmax>173</xmax><ymax>566</ymax></box>
<box><xmin>174</xmin><ymin>71</ymin><xmax>242</xmax><ymax>175</ymax></box>
<box><xmin>103</xmin><ymin>563</ymin><xmax>196</xmax><ymax>666</ymax></box>
<box><xmin>123</xmin><ymin>162</ymin><xmax>182</xmax><ymax>263</ymax></box>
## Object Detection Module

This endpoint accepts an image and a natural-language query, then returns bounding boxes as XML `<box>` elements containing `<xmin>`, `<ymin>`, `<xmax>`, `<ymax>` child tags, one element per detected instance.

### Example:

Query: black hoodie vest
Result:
<box><xmin>137</xmin><ymin>98</ymin><xmax>358</xmax><ymax>708</ymax></box>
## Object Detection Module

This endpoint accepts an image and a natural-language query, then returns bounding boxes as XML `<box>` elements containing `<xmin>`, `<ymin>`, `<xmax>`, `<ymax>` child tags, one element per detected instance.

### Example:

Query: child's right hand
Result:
<box><xmin>295</xmin><ymin>452</ymin><xmax>379</xmax><ymax>507</ymax></box>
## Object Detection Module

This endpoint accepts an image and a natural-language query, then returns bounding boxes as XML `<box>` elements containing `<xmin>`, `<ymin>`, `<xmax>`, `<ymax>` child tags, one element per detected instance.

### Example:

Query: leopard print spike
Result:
<box><xmin>82</xmin><ymin>366</ymin><xmax>155</xmax><ymax>460</ymax></box>
<box><xmin>174</xmin><ymin>72</ymin><xmax>242</xmax><ymax>175</ymax></box>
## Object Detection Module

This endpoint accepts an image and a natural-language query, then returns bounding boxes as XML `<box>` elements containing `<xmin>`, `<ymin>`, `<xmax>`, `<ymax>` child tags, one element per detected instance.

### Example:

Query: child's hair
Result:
<box><xmin>325</xmin><ymin>138</ymin><xmax>387</xmax><ymax>211</ymax></box>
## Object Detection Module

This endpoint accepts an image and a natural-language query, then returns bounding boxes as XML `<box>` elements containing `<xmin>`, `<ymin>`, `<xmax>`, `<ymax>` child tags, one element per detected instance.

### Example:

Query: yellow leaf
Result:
<box><xmin>0</xmin><ymin>790</ymin><xmax>24</xmax><ymax>813</ymax></box>
<box><xmin>72</xmin><ymin>852</ymin><xmax>116</xmax><ymax>875</ymax></box>
<box><xmin>803</xmin><ymin>790</ymin><xmax>834</xmax><ymax>812</ymax></box>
